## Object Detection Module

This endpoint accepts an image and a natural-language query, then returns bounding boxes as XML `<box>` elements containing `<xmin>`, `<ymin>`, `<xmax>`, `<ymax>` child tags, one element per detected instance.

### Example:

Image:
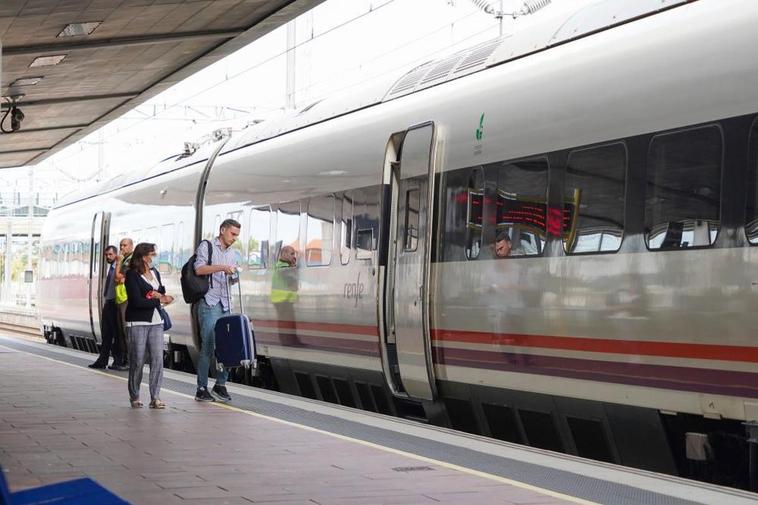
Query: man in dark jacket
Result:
<box><xmin>88</xmin><ymin>246</ymin><xmax>127</xmax><ymax>370</ymax></box>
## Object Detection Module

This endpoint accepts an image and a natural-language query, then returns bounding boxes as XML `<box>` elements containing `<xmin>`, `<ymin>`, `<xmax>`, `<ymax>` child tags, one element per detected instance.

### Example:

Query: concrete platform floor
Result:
<box><xmin>0</xmin><ymin>343</ymin><xmax>582</xmax><ymax>505</ymax></box>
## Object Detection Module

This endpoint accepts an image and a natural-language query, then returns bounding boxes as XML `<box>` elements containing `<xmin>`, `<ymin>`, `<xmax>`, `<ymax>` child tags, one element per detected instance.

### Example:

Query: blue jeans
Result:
<box><xmin>196</xmin><ymin>301</ymin><xmax>229</xmax><ymax>389</ymax></box>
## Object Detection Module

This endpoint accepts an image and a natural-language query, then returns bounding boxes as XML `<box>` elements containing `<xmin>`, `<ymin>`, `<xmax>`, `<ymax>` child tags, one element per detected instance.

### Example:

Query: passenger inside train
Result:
<box><xmin>494</xmin><ymin>230</ymin><xmax>512</xmax><ymax>258</ymax></box>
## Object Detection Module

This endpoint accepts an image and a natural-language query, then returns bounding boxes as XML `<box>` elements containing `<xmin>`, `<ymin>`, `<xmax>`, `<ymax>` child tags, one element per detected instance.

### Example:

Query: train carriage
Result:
<box><xmin>39</xmin><ymin>0</ymin><xmax>758</xmax><ymax>489</ymax></box>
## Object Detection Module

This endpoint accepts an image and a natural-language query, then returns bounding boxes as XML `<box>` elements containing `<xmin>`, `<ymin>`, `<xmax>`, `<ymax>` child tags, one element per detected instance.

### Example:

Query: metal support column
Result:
<box><xmin>3</xmin><ymin>220</ymin><xmax>11</xmax><ymax>304</ymax></box>
<box><xmin>26</xmin><ymin>168</ymin><xmax>33</xmax><ymax>308</ymax></box>
<box><xmin>285</xmin><ymin>21</ymin><xmax>296</xmax><ymax>109</ymax></box>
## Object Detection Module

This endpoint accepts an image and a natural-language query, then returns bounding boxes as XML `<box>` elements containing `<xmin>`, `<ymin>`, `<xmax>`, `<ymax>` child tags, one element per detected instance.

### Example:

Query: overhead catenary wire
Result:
<box><xmin>290</xmin><ymin>8</ymin><xmax>486</xmax><ymax>98</ymax></box>
<box><xmin>47</xmin><ymin>0</ymin><xmax>496</xmax><ymax>174</ymax></box>
<box><xmin>469</xmin><ymin>0</ymin><xmax>551</xmax><ymax>17</ymax></box>
<box><xmin>300</xmin><ymin>22</ymin><xmax>499</xmax><ymax>106</ymax></box>
<box><xmin>51</xmin><ymin>0</ymin><xmax>399</xmax><ymax>164</ymax></box>
<box><xmin>468</xmin><ymin>0</ymin><xmax>551</xmax><ymax>34</ymax></box>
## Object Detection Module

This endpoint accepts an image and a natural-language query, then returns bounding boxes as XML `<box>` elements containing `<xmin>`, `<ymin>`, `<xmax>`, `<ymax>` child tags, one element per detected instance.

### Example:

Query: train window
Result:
<box><xmin>339</xmin><ymin>194</ymin><xmax>353</xmax><ymax>265</ymax></box>
<box><xmin>494</xmin><ymin>157</ymin><xmax>548</xmax><ymax>257</ymax></box>
<box><xmin>226</xmin><ymin>211</ymin><xmax>244</xmax><ymax>266</ymax></box>
<box><xmin>745</xmin><ymin>118</ymin><xmax>758</xmax><ymax>243</ymax></box>
<box><xmin>353</xmin><ymin>187</ymin><xmax>380</xmax><ymax>261</ymax></box>
<box><xmin>438</xmin><ymin>168</ymin><xmax>475</xmax><ymax>262</ymax></box>
<box><xmin>144</xmin><ymin>226</ymin><xmax>159</xmax><ymax>247</ymax></box>
<box><xmin>158</xmin><ymin>224</ymin><xmax>174</xmax><ymax>274</ymax></box>
<box><xmin>305</xmin><ymin>195</ymin><xmax>334</xmax><ymax>266</ymax></box>
<box><xmin>69</xmin><ymin>242</ymin><xmax>76</xmax><ymax>276</ymax></box>
<box><xmin>275</xmin><ymin>202</ymin><xmax>300</xmax><ymax>263</ymax></box>
<box><xmin>248</xmin><ymin>206</ymin><xmax>271</xmax><ymax>269</ymax></box>
<box><xmin>564</xmin><ymin>143</ymin><xmax>627</xmax><ymax>254</ymax></box>
<box><xmin>645</xmin><ymin>125</ymin><xmax>722</xmax><ymax>250</ymax></box>
<box><xmin>81</xmin><ymin>241</ymin><xmax>87</xmax><ymax>275</ymax></box>
<box><xmin>210</xmin><ymin>215</ymin><xmax>221</xmax><ymax>240</ymax></box>
<box><xmin>466</xmin><ymin>168</ymin><xmax>484</xmax><ymax>260</ymax></box>
<box><xmin>64</xmin><ymin>242</ymin><xmax>70</xmax><ymax>276</ymax></box>
<box><xmin>173</xmin><ymin>222</ymin><xmax>184</xmax><ymax>271</ymax></box>
<box><xmin>403</xmin><ymin>188</ymin><xmax>420</xmax><ymax>252</ymax></box>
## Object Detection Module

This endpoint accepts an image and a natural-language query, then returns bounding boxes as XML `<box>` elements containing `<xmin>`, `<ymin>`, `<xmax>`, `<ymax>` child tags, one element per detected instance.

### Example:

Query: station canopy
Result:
<box><xmin>0</xmin><ymin>0</ymin><xmax>323</xmax><ymax>169</ymax></box>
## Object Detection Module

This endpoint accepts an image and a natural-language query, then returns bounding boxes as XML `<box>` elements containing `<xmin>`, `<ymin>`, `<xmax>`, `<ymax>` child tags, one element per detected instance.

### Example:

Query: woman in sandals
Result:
<box><xmin>124</xmin><ymin>242</ymin><xmax>174</xmax><ymax>409</ymax></box>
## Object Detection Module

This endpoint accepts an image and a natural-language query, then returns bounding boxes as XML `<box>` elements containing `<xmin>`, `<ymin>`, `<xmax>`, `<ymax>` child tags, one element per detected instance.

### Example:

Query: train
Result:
<box><xmin>38</xmin><ymin>0</ymin><xmax>758</xmax><ymax>490</ymax></box>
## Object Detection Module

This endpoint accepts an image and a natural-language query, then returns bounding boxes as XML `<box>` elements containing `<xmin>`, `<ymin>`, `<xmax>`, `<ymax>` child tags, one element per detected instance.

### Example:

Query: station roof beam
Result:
<box><xmin>0</xmin><ymin>0</ymin><xmax>324</xmax><ymax>169</ymax></box>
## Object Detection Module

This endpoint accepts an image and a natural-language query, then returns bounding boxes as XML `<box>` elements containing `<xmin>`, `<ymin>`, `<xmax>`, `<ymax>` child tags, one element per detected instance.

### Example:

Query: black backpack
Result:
<box><xmin>180</xmin><ymin>240</ymin><xmax>213</xmax><ymax>304</ymax></box>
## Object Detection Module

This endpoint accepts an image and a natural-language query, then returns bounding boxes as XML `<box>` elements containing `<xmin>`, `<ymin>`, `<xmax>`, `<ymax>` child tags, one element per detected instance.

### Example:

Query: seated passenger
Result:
<box><xmin>494</xmin><ymin>230</ymin><xmax>512</xmax><ymax>258</ymax></box>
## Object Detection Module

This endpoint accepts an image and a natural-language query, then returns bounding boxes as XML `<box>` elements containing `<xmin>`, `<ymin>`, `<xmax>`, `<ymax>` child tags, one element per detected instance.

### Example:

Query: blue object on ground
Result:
<box><xmin>0</xmin><ymin>465</ymin><xmax>129</xmax><ymax>505</ymax></box>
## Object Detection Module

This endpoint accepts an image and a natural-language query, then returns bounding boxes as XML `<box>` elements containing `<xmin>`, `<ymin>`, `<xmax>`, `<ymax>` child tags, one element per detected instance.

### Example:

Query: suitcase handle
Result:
<box><xmin>226</xmin><ymin>269</ymin><xmax>244</xmax><ymax>314</ymax></box>
<box><xmin>216</xmin><ymin>269</ymin><xmax>257</xmax><ymax>372</ymax></box>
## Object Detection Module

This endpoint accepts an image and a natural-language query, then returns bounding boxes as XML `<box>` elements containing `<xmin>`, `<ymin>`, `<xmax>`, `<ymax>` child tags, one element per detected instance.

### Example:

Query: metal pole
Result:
<box><xmin>499</xmin><ymin>0</ymin><xmax>504</xmax><ymax>36</ymax></box>
<box><xmin>4</xmin><ymin>220</ymin><xmax>11</xmax><ymax>305</ymax></box>
<box><xmin>286</xmin><ymin>21</ymin><xmax>296</xmax><ymax>109</ymax></box>
<box><xmin>26</xmin><ymin>168</ymin><xmax>32</xmax><ymax>308</ymax></box>
<box><xmin>97</xmin><ymin>129</ymin><xmax>104</xmax><ymax>181</ymax></box>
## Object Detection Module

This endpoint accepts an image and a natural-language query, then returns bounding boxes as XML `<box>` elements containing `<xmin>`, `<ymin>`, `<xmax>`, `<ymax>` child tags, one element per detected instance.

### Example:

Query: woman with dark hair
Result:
<box><xmin>124</xmin><ymin>242</ymin><xmax>174</xmax><ymax>408</ymax></box>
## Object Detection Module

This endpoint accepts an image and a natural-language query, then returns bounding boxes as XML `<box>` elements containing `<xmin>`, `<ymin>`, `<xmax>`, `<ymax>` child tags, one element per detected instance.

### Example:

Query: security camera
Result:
<box><xmin>1</xmin><ymin>98</ymin><xmax>25</xmax><ymax>134</ymax></box>
<box><xmin>10</xmin><ymin>107</ymin><xmax>24</xmax><ymax>132</ymax></box>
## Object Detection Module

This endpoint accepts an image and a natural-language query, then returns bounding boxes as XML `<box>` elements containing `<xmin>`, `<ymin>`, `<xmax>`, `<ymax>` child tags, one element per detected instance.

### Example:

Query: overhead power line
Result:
<box><xmin>48</xmin><ymin>0</ymin><xmax>400</xmax><ymax>167</ymax></box>
<box><xmin>49</xmin><ymin>0</ymin><xmax>498</xmax><ymax>171</ymax></box>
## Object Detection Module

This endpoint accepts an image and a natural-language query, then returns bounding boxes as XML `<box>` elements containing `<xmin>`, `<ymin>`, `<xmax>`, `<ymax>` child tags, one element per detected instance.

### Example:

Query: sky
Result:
<box><xmin>0</xmin><ymin>0</ymin><xmax>595</xmax><ymax>202</ymax></box>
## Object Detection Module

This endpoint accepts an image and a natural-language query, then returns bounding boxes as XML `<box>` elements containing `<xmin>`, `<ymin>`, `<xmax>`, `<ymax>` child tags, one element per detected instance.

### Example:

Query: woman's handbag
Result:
<box><xmin>157</xmin><ymin>306</ymin><xmax>172</xmax><ymax>331</ymax></box>
<box><xmin>115</xmin><ymin>283</ymin><xmax>128</xmax><ymax>304</ymax></box>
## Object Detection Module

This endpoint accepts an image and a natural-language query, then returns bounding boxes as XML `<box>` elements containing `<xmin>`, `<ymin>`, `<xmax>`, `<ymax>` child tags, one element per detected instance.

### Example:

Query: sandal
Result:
<box><xmin>149</xmin><ymin>399</ymin><xmax>166</xmax><ymax>409</ymax></box>
<box><xmin>130</xmin><ymin>399</ymin><xmax>143</xmax><ymax>408</ymax></box>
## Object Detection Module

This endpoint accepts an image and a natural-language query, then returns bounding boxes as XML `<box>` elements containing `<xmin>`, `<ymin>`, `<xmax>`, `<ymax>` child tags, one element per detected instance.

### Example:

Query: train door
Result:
<box><xmin>88</xmin><ymin>211</ymin><xmax>110</xmax><ymax>341</ymax></box>
<box><xmin>383</xmin><ymin>123</ymin><xmax>437</xmax><ymax>401</ymax></box>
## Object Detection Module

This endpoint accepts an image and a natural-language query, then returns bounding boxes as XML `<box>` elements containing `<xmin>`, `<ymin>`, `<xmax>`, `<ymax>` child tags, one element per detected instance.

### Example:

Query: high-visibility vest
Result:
<box><xmin>270</xmin><ymin>259</ymin><xmax>298</xmax><ymax>303</ymax></box>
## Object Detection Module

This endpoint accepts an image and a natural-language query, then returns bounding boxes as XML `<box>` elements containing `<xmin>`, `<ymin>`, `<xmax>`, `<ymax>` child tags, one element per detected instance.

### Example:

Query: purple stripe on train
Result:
<box><xmin>433</xmin><ymin>346</ymin><xmax>758</xmax><ymax>398</ymax></box>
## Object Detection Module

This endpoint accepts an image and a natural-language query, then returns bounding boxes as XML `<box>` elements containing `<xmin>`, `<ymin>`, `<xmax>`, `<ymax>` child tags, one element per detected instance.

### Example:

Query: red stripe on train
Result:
<box><xmin>251</xmin><ymin>319</ymin><xmax>758</xmax><ymax>364</ymax></box>
<box><xmin>431</xmin><ymin>329</ymin><xmax>758</xmax><ymax>363</ymax></box>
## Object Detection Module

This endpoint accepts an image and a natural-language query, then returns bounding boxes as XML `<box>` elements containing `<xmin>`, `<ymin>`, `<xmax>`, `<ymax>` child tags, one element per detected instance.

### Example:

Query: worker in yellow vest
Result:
<box><xmin>271</xmin><ymin>245</ymin><xmax>299</xmax><ymax>343</ymax></box>
<box><xmin>271</xmin><ymin>245</ymin><xmax>298</xmax><ymax>303</ymax></box>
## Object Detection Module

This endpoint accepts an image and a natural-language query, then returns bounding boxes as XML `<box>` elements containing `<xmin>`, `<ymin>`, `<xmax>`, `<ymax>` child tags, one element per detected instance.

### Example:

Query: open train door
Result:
<box><xmin>88</xmin><ymin>211</ymin><xmax>110</xmax><ymax>342</ymax></box>
<box><xmin>383</xmin><ymin>123</ymin><xmax>438</xmax><ymax>401</ymax></box>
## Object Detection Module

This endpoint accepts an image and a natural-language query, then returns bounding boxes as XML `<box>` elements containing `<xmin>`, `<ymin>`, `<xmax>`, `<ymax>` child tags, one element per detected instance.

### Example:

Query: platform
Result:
<box><xmin>0</xmin><ymin>334</ymin><xmax>756</xmax><ymax>505</ymax></box>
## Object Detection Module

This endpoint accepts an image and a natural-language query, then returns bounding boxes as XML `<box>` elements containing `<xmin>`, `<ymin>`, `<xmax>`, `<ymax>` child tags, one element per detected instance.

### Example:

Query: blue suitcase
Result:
<box><xmin>214</xmin><ymin>274</ymin><xmax>256</xmax><ymax>369</ymax></box>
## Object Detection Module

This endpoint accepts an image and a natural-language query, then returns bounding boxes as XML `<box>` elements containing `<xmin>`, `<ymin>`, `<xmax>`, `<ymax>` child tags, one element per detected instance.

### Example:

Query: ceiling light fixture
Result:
<box><xmin>10</xmin><ymin>76</ymin><xmax>43</xmax><ymax>87</ymax></box>
<box><xmin>30</xmin><ymin>54</ymin><xmax>67</xmax><ymax>67</ymax></box>
<box><xmin>58</xmin><ymin>21</ymin><xmax>101</xmax><ymax>37</ymax></box>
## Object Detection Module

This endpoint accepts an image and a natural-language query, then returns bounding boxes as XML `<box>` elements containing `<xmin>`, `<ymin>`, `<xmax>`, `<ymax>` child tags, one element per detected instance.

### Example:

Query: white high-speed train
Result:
<box><xmin>38</xmin><ymin>0</ymin><xmax>758</xmax><ymax>489</ymax></box>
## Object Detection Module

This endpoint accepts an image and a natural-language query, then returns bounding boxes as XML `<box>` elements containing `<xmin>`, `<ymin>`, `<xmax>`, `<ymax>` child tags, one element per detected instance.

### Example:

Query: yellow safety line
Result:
<box><xmin>0</xmin><ymin>342</ymin><xmax>599</xmax><ymax>505</ymax></box>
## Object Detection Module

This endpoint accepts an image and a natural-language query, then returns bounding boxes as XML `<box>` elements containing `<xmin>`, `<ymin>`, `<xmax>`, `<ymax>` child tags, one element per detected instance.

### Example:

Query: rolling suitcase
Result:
<box><xmin>214</xmin><ymin>273</ymin><xmax>256</xmax><ymax>370</ymax></box>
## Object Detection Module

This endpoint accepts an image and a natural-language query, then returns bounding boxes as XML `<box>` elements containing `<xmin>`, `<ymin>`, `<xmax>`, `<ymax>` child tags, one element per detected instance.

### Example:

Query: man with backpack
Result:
<box><xmin>191</xmin><ymin>219</ymin><xmax>241</xmax><ymax>402</ymax></box>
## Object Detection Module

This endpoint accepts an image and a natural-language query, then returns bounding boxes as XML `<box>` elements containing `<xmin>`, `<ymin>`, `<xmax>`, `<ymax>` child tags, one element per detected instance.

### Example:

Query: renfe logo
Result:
<box><xmin>343</xmin><ymin>272</ymin><xmax>365</xmax><ymax>307</ymax></box>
